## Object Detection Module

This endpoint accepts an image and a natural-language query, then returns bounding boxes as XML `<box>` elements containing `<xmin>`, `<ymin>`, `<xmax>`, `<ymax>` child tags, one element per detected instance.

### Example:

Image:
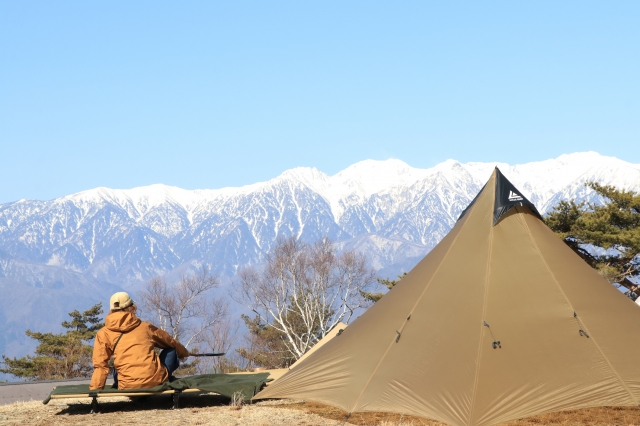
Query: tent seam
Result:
<box><xmin>467</xmin><ymin>208</ymin><xmax>494</xmax><ymax>426</ymax></box>
<box><xmin>346</xmin><ymin>186</ymin><xmax>485</xmax><ymax>416</ymax></box>
<box><xmin>519</xmin><ymin>208</ymin><xmax>639</xmax><ymax>406</ymax></box>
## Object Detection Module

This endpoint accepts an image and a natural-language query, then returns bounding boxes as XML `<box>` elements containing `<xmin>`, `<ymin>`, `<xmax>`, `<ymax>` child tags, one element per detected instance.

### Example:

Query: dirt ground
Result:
<box><xmin>276</xmin><ymin>400</ymin><xmax>640</xmax><ymax>425</ymax></box>
<box><xmin>2</xmin><ymin>395</ymin><xmax>640</xmax><ymax>426</ymax></box>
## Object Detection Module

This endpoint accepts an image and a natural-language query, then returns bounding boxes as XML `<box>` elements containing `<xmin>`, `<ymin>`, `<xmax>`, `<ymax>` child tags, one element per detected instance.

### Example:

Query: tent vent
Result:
<box><xmin>395</xmin><ymin>330</ymin><xmax>401</xmax><ymax>343</ymax></box>
<box><xmin>492</xmin><ymin>168</ymin><xmax>543</xmax><ymax>225</ymax></box>
<box><xmin>337</xmin><ymin>329</ymin><xmax>344</xmax><ymax>336</ymax></box>
<box><xmin>407</xmin><ymin>314</ymin><xmax>411</xmax><ymax>320</ymax></box>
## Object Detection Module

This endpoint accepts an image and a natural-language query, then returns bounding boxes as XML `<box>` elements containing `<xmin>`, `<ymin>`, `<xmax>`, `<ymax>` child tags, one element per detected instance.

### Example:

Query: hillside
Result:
<box><xmin>1</xmin><ymin>151</ymin><xmax>639</xmax><ymax>359</ymax></box>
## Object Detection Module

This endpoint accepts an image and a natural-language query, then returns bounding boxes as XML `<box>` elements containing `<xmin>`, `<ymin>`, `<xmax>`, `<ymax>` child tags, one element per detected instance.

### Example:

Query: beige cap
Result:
<box><xmin>110</xmin><ymin>292</ymin><xmax>134</xmax><ymax>311</ymax></box>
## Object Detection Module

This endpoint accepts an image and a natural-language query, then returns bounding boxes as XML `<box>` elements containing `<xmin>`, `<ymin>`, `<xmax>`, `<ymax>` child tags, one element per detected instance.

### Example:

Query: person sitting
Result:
<box><xmin>89</xmin><ymin>292</ymin><xmax>189</xmax><ymax>390</ymax></box>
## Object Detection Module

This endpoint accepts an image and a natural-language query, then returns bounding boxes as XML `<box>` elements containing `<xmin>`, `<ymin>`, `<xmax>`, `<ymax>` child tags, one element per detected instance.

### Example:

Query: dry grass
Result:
<box><xmin>269</xmin><ymin>400</ymin><xmax>640</xmax><ymax>425</ymax></box>
<box><xmin>265</xmin><ymin>400</ymin><xmax>445</xmax><ymax>425</ymax></box>
<box><xmin>2</xmin><ymin>397</ymin><xmax>640</xmax><ymax>425</ymax></box>
<box><xmin>0</xmin><ymin>395</ymin><xmax>342</xmax><ymax>425</ymax></box>
<box><xmin>229</xmin><ymin>390</ymin><xmax>245</xmax><ymax>411</ymax></box>
<box><xmin>500</xmin><ymin>405</ymin><xmax>640</xmax><ymax>425</ymax></box>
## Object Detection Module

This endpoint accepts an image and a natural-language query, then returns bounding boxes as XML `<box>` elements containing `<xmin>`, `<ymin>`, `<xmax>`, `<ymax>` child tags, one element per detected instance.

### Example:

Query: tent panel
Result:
<box><xmin>526</xmin><ymin>213</ymin><xmax>640</xmax><ymax>401</ymax></box>
<box><xmin>353</xmin><ymin>184</ymin><xmax>495</xmax><ymax>425</ymax></box>
<box><xmin>472</xmin><ymin>209</ymin><xmax>631</xmax><ymax>426</ymax></box>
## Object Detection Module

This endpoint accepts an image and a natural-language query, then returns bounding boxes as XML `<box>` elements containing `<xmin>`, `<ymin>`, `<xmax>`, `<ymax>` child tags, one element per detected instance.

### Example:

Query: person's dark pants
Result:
<box><xmin>159</xmin><ymin>348</ymin><xmax>180</xmax><ymax>379</ymax></box>
<box><xmin>112</xmin><ymin>348</ymin><xmax>180</xmax><ymax>389</ymax></box>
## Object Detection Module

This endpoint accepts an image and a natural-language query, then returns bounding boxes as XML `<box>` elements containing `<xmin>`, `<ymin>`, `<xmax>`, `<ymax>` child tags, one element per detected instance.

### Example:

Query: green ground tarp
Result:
<box><xmin>43</xmin><ymin>373</ymin><xmax>270</xmax><ymax>405</ymax></box>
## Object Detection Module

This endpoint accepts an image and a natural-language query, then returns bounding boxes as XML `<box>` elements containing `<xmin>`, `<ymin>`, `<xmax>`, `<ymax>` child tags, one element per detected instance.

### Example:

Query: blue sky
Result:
<box><xmin>1</xmin><ymin>1</ymin><xmax>638</xmax><ymax>203</ymax></box>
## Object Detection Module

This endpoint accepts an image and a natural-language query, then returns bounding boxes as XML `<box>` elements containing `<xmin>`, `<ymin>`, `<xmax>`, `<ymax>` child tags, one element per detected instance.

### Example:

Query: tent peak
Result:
<box><xmin>457</xmin><ymin>168</ymin><xmax>543</xmax><ymax>225</ymax></box>
<box><xmin>492</xmin><ymin>168</ymin><xmax>542</xmax><ymax>225</ymax></box>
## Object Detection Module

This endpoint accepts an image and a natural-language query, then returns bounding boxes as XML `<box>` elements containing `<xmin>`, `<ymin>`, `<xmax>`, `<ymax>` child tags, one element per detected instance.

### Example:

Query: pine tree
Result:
<box><xmin>0</xmin><ymin>303</ymin><xmax>104</xmax><ymax>380</ymax></box>
<box><xmin>545</xmin><ymin>182</ymin><xmax>640</xmax><ymax>298</ymax></box>
<box><xmin>237</xmin><ymin>299</ymin><xmax>329</xmax><ymax>369</ymax></box>
<box><xmin>360</xmin><ymin>273</ymin><xmax>408</xmax><ymax>303</ymax></box>
<box><xmin>237</xmin><ymin>314</ymin><xmax>296</xmax><ymax>369</ymax></box>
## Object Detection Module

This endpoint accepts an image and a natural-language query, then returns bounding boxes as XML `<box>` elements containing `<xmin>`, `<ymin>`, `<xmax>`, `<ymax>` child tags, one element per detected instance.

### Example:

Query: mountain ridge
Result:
<box><xmin>1</xmin><ymin>151</ymin><xmax>639</xmax><ymax>359</ymax></box>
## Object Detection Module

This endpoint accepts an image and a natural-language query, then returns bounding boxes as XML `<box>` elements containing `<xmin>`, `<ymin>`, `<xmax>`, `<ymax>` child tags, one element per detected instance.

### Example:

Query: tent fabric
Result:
<box><xmin>289</xmin><ymin>322</ymin><xmax>348</xmax><ymax>370</ymax></box>
<box><xmin>254</xmin><ymin>169</ymin><xmax>640</xmax><ymax>426</ymax></box>
<box><xmin>43</xmin><ymin>373</ymin><xmax>270</xmax><ymax>405</ymax></box>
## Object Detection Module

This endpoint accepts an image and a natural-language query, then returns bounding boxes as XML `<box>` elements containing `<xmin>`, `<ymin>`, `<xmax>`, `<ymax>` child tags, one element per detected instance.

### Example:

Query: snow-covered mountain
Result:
<box><xmin>1</xmin><ymin>151</ymin><xmax>639</xmax><ymax>359</ymax></box>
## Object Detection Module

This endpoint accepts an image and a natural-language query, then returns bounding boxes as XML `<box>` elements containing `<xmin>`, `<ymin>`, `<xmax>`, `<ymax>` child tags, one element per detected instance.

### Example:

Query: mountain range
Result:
<box><xmin>1</xmin><ymin>151</ymin><xmax>640</xmax><ymax>360</ymax></box>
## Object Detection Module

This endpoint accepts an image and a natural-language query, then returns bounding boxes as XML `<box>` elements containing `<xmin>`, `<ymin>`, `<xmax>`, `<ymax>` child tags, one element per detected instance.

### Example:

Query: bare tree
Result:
<box><xmin>235</xmin><ymin>237</ymin><xmax>375</xmax><ymax>362</ymax></box>
<box><xmin>197</xmin><ymin>318</ymin><xmax>241</xmax><ymax>374</ymax></box>
<box><xmin>138</xmin><ymin>267</ymin><xmax>229</xmax><ymax>350</ymax></box>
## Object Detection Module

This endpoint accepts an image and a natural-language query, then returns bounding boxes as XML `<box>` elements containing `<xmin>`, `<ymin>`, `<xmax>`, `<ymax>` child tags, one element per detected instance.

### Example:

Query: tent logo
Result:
<box><xmin>508</xmin><ymin>190</ymin><xmax>523</xmax><ymax>201</ymax></box>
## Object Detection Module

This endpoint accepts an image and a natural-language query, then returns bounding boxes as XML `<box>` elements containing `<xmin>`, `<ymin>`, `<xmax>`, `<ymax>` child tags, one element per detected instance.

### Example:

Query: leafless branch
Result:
<box><xmin>138</xmin><ymin>266</ymin><xmax>229</xmax><ymax>352</ymax></box>
<box><xmin>234</xmin><ymin>236</ymin><xmax>375</xmax><ymax>361</ymax></box>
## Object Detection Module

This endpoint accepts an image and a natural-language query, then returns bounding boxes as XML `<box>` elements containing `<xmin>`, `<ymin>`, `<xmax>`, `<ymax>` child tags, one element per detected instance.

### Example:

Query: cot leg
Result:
<box><xmin>90</xmin><ymin>395</ymin><xmax>99</xmax><ymax>414</ymax></box>
<box><xmin>172</xmin><ymin>391</ymin><xmax>181</xmax><ymax>410</ymax></box>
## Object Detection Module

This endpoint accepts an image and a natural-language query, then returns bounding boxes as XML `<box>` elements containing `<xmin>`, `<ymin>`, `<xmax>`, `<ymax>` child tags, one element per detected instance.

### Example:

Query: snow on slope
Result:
<box><xmin>1</xmin><ymin>152</ymin><xmax>640</xmax><ymax>359</ymax></box>
<box><xmin>462</xmin><ymin>152</ymin><xmax>640</xmax><ymax>211</ymax></box>
<box><xmin>2</xmin><ymin>151</ymin><xmax>639</xmax><ymax>281</ymax></box>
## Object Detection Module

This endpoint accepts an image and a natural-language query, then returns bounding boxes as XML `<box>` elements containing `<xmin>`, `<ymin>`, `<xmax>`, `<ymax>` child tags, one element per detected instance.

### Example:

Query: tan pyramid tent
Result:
<box><xmin>255</xmin><ymin>169</ymin><xmax>640</xmax><ymax>426</ymax></box>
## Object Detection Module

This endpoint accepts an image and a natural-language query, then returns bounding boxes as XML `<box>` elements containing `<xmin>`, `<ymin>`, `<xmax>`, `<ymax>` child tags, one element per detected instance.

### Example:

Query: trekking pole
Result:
<box><xmin>187</xmin><ymin>353</ymin><xmax>226</xmax><ymax>357</ymax></box>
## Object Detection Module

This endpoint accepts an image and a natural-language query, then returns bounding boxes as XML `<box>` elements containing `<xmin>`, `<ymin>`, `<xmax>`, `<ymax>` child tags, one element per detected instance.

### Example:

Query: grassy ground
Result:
<box><xmin>280</xmin><ymin>401</ymin><xmax>640</xmax><ymax>425</ymax></box>
<box><xmin>2</xmin><ymin>396</ymin><xmax>640</xmax><ymax>425</ymax></box>
<box><xmin>0</xmin><ymin>396</ymin><xmax>340</xmax><ymax>426</ymax></box>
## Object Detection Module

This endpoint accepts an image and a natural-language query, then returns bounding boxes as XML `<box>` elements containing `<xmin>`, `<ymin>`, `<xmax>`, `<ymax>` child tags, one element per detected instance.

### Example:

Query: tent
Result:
<box><xmin>255</xmin><ymin>168</ymin><xmax>640</xmax><ymax>426</ymax></box>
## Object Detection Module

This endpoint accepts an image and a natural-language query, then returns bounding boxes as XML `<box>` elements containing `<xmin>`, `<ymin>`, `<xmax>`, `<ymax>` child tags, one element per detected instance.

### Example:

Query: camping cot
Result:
<box><xmin>43</xmin><ymin>372</ymin><xmax>271</xmax><ymax>413</ymax></box>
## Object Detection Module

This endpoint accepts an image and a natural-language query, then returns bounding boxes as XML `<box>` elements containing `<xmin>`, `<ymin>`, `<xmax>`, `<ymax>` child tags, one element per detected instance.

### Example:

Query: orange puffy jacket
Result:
<box><xmin>89</xmin><ymin>310</ymin><xmax>189</xmax><ymax>390</ymax></box>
